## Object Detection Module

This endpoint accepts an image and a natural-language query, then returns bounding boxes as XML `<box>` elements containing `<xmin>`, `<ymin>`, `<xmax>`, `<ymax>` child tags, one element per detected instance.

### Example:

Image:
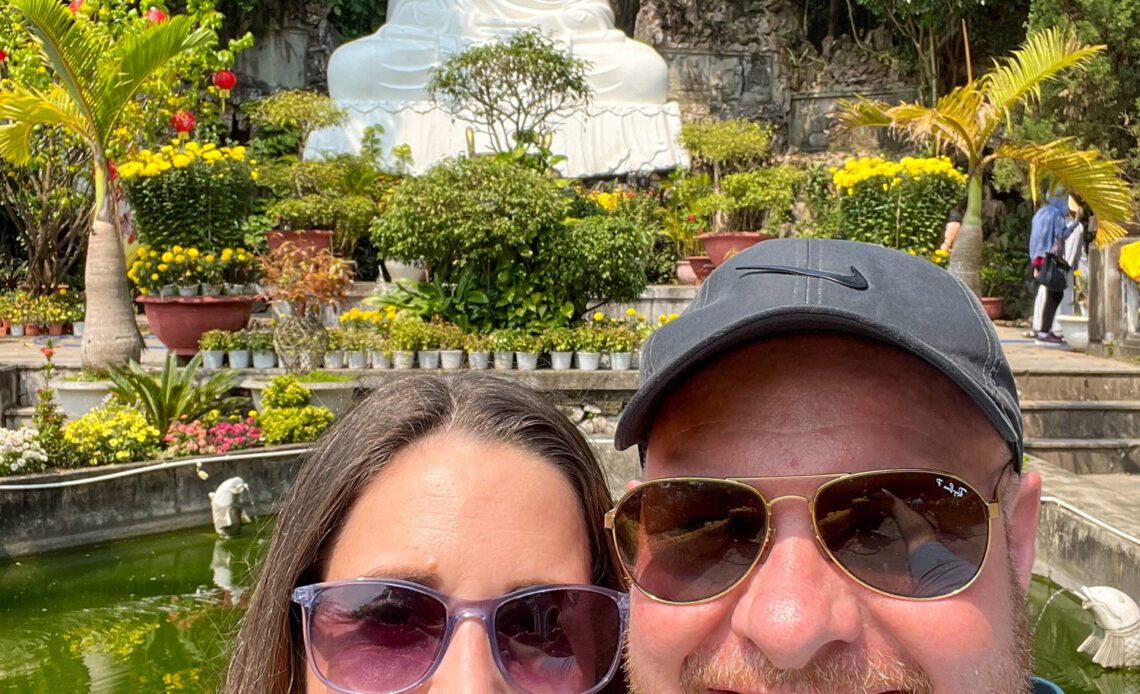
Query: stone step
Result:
<box><xmin>1014</xmin><ymin>371</ymin><xmax>1140</xmax><ymax>401</ymax></box>
<box><xmin>1020</xmin><ymin>400</ymin><xmax>1140</xmax><ymax>439</ymax></box>
<box><xmin>3</xmin><ymin>405</ymin><xmax>35</xmax><ymax>430</ymax></box>
<box><xmin>1024</xmin><ymin>437</ymin><xmax>1140</xmax><ymax>475</ymax></box>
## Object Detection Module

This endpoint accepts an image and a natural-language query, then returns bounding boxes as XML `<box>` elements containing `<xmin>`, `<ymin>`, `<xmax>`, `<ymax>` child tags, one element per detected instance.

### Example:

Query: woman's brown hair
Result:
<box><xmin>224</xmin><ymin>373</ymin><xmax>621</xmax><ymax>693</ymax></box>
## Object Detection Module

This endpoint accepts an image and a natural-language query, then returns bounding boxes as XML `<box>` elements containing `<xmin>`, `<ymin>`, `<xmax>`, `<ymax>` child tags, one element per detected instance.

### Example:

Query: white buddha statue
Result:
<box><xmin>314</xmin><ymin>0</ymin><xmax>685</xmax><ymax>177</ymax></box>
<box><xmin>328</xmin><ymin>0</ymin><xmax>668</xmax><ymax>103</ymax></box>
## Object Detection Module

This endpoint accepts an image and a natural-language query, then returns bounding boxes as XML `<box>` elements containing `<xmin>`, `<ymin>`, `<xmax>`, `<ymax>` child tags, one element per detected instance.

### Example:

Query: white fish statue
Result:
<box><xmin>1076</xmin><ymin>585</ymin><xmax>1140</xmax><ymax>669</ymax></box>
<box><xmin>209</xmin><ymin>476</ymin><xmax>253</xmax><ymax>538</ymax></box>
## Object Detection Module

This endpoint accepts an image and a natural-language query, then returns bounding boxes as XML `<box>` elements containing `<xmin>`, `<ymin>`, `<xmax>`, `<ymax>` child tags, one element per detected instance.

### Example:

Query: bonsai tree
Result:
<box><xmin>428</xmin><ymin>28</ymin><xmax>591</xmax><ymax>166</ymax></box>
<box><xmin>678</xmin><ymin>119</ymin><xmax>775</xmax><ymax>233</ymax></box>
<box><xmin>247</xmin><ymin>90</ymin><xmax>347</xmax><ymax>162</ymax></box>
<box><xmin>0</xmin><ymin>0</ymin><xmax>213</xmax><ymax>369</ymax></box>
<box><xmin>836</xmin><ymin>26</ymin><xmax>1134</xmax><ymax>296</ymax></box>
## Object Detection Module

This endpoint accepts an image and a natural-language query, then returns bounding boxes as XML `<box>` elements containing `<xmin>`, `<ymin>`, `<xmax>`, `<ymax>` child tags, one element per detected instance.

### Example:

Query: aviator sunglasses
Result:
<box><xmin>292</xmin><ymin>580</ymin><xmax>628</xmax><ymax>694</ymax></box>
<box><xmin>606</xmin><ymin>467</ymin><xmax>1012</xmax><ymax>604</ymax></box>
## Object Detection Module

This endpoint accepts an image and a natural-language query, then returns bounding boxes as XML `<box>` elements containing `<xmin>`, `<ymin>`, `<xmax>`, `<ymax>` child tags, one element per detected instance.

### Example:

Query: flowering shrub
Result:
<box><xmin>339</xmin><ymin>306</ymin><xmax>396</xmax><ymax>331</ymax></box>
<box><xmin>0</xmin><ymin>428</ymin><xmax>49</xmax><ymax>476</ymax></box>
<box><xmin>61</xmin><ymin>404</ymin><xmax>161</xmax><ymax>467</ymax></box>
<box><xmin>259</xmin><ymin>406</ymin><xmax>334</xmax><ymax>445</ymax></box>
<box><xmin>262</xmin><ymin>375</ymin><xmax>312</xmax><ymax>408</ymax></box>
<box><xmin>129</xmin><ymin>244</ymin><xmax>258</xmax><ymax>294</ymax></box>
<box><xmin>832</xmin><ymin>156</ymin><xmax>966</xmax><ymax>256</ymax></box>
<box><xmin>119</xmin><ymin>141</ymin><xmax>256</xmax><ymax>249</ymax></box>
<box><xmin>1119</xmin><ymin>241</ymin><xmax>1140</xmax><ymax>281</ymax></box>
<box><xmin>164</xmin><ymin>416</ymin><xmax>262</xmax><ymax>457</ymax></box>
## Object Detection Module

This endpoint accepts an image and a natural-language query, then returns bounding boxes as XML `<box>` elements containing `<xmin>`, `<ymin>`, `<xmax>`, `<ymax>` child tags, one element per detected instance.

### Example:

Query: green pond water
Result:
<box><xmin>1</xmin><ymin>523</ymin><xmax>1138</xmax><ymax>693</ymax></box>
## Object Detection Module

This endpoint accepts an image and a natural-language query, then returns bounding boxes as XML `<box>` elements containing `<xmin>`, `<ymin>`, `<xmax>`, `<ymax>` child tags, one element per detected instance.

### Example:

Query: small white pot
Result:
<box><xmin>178</xmin><ymin>284</ymin><xmax>199</xmax><ymax>297</ymax></box>
<box><xmin>346</xmin><ymin>350</ymin><xmax>368</xmax><ymax>369</ymax></box>
<box><xmin>493</xmin><ymin>351</ymin><xmax>514</xmax><ymax>370</ymax></box>
<box><xmin>418</xmin><ymin>350</ymin><xmax>441</xmax><ymax>369</ymax></box>
<box><xmin>201</xmin><ymin>350</ymin><xmax>226</xmax><ymax>369</ymax></box>
<box><xmin>200</xmin><ymin>283</ymin><xmax>222</xmax><ymax>297</ymax></box>
<box><xmin>227</xmin><ymin>350</ymin><xmax>251</xmax><ymax>369</ymax></box>
<box><xmin>576</xmin><ymin>351</ymin><xmax>601</xmax><ymax>371</ymax></box>
<box><xmin>550</xmin><ymin>351</ymin><xmax>573</xmax><ymax>370</ymax></box>
<box><xmin>440</xmin><ymin>350</ymin><xmax>465</xmax><ymax>369</ymax></box>
<box><xmin>370</xmin><ymin>351</ymin><xmax>392</xmax><ymax>369</ymax></box>
<box><xmin>392</xmin><ymin>351</ymin><xmax>416</xmax><ymax>369</ymax></box>
<box><xmin>516</xmin><ymin>352</ymin><xmax>540</xmax><ymax>371</ymax></box>
<box><xmin>252</xmin><ymin>351</ymin><xmax>276</xmax><ymax>369</ymax></box>
<box><xmin>468</xmin><ymin>351</ymin><xmax>490</xmax><ymax>370</ymax></box>
<box><xmin>71</xmin><ymin>321</ymin><xmax>85</xmax><ymax>337</ymax></box>
<box><xmin>1055</xmin><ymin>314</ymin><xmax>1089</xmax><ymax>351</ymax></box>
<box><xmin>609</xmin><ymin>352</ymin><xmax>632</xmax><ymax>371</ymax></box>
<box><xmin>324</xmin><ymin>350</ymin><xmax>345</xmax><ymax>369</ymax></box>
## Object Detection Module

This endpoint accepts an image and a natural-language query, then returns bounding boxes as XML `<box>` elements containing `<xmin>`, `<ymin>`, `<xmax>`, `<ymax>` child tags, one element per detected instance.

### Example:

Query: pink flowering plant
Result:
<box><xmin>163</xmin><ymin>414</ymin><xmax>262</xmax><ymax>458</ymax></box>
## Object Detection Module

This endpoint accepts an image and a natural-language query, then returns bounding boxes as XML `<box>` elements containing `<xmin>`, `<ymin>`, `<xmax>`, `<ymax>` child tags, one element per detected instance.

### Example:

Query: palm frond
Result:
<box><xmin>887</xmin><ymin>92</ymin><xmax>983</xmax><ymax>165</ymax></box>
<box><xmin>994</xmin><ymin>139</ymin><xmax>1134</xmax><ymax>248</ymax></box>
<box><xmin>0</xmin><ymin>86</ymin><xmax>90</xmax><ymax>164</ymax></box>
<box><xmin>94</xmin><ymin>18</ymin><xmax>214</xmax><ymax>140</ymax></box>
<box><xmin>832</xmin><ymin>97</ymin><xmax>894</xmax><ymax>131</ymax></box>
<box><xmin>984</xmin><ymin>26</ymin><xmax>1103</xmax><ymax>117</ymax></box>
<box><xmin>9</xmin><ymin>0</ymin><xmax>104</xmax><ymax>139</ymax></box>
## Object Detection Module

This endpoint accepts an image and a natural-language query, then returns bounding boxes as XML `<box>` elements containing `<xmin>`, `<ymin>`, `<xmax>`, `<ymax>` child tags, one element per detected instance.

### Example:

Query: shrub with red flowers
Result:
<box><xmin>164</xmin><ymin>415</ymin><xmax>261</xmax><ymax>458</ymax></box>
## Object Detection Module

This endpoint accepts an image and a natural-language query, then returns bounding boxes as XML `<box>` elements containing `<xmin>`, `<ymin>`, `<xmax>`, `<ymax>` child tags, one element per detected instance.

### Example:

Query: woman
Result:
<box><xmin>225</xmin><ymin>374</ymin><xmax>627</xmax><ymax>693</ymax></box>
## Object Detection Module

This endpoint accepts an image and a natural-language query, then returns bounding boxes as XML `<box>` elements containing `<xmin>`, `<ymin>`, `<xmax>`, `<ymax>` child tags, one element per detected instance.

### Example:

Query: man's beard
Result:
<box><xmin>625</xmin><ymin>557</ymin><xmax>1034</xmax><ymax>694</ymax></box>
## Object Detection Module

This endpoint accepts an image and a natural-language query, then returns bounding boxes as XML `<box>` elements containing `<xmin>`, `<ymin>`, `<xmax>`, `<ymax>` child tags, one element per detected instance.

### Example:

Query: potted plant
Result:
<box><xmin>574</xmin><ymin>324</ymin><xmax>605</xmax><ymax>371</ymax></box>
<box><xmin>51</xmin><ymin>369</ymin><xmax>114</xmax><ymax>420</ymax></box>
<box><xmin>514</xmin><ymin>333</ymin><xmax>543</xmax><ymax>371</ymax></box>
<box><xmin>248</xmin><ymin>329</ymin><xmax>277</xmax><ymax>369</ymax></box>
<box><xmin>388</xmin><ymin>317</ymin><xmax>421</xmax><ymax>369</ymax></box>
<box><xmin>343</xmin><ymin>329</ymin><xmax>370</xmax><ymax>369</ymax></box>
<box><xmin>368</xmin><ymin>333</ymin><xmax>392</xmax><ymax>369</ymax></box>
<box><xmin>604</xmin><ymin>324</ymin><xmax>639</xmax><ymax>371</ymax></box>
<box><xmin>227</xmin><ymin>329</ymin><xmax>252</xmax><ymax>369</ymax></box>
<box><xmin>324</xmin><ymin>327</ymin><xmax>347</xmax><ymax>369</ymax></box>
<box><xmin>63</xmin><ymin>290</ymin><xmax>85</xmax><ymax>336</ymax></box>
<box><xmin>198</xmin><ymin>329</ymin><xmax>230</xmax><ymax>369</ymax></box>
<box><xmin>260</xmin><ymin>243</ymin><xmax>353</xmax><ymax>372</ymax></box>
<box><xmin>464</xmin><ymin>332</ymin><xmax>491</xmax><ymax>370</ymax></box>
<box><xmin>417</xmin><ymin>321</ymin><xmax>442</xmax><ymax>370</ymax></box>
<box><xmin>544</xmin><ymin>327</ymin><xmax>576</xmax><ymax>370</ymax></box>
<box><xmin>978</xmin><ymin>238</ymin><xmax>1025</xmax><ymax>322</ymax></box>
<box><xmin>489</xmin><ymin>329</ymin><xmax>517</xmax><ymax>370</ymax></box>
<box><xmin>679</xmin><ymin>119</ymin><xmax>779</xmax><ymax>266</ymax></box>
<box><xmin>6</xmin><ymin>294</ymin><xmax>26</xmax><ymax>337</ymax></box>
<box><xmin>436</xmin><ymin>321</ymin><xmax>466</xmax><ymax>370</ymax></box>
<box><xmin>222</xmin><ymin>247</ymin><xmax>261</xmax><ymax>295</ymax></box>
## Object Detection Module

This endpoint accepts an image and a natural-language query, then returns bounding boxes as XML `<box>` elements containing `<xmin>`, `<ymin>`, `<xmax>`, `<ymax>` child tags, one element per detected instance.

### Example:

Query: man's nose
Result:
<box><xmin>729</xmin><ymin>500</ymin><xmax>862</xmax><ymax>670</ymax></box>
<box><xmin>427</xmin><ymin>619</ymin><xmax>511</xmax><ymax>693</ymax></box>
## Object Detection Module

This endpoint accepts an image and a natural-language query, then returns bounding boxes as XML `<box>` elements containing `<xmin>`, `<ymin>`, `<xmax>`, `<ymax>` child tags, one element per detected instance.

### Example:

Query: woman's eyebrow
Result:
<box><xmin>358</xmin><ymin>568</ymin><xmax>443</xmax><ymax>590</ymax></box>
<box><xmin>506</xmin><ymin>579</ymin><xmax>563</xmax><ymax>593</ymax></box>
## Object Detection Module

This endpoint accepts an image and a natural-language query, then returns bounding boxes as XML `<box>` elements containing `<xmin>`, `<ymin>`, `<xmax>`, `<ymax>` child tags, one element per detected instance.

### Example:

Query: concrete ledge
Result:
<box><xmin>1024</xmin><ymin>437</ymin><xmax>1140</xmax><ymax>474</ymax></box>
<box><xmin>0</xmin><ymin>445</ymin><xmax>308</xmax><ymax>560</ymax></box>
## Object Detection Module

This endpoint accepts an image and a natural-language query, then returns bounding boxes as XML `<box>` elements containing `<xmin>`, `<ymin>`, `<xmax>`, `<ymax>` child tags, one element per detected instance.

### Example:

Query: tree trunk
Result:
<box><xmin>947</xmin><ymin>175</ymin><xmax>984</xmax><ymax>297</ymax></box>
<box><xmin>81</xmin><ymin>205</ymin><xmax>142</xmax><ymax>370</ymax></box>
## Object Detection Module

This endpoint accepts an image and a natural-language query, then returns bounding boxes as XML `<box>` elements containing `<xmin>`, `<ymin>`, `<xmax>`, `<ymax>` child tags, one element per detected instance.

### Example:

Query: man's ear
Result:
<box><xmin>1007</xmin><ymin>471</ymin><xmax>1042</xmax><ymax>590</ymax></box>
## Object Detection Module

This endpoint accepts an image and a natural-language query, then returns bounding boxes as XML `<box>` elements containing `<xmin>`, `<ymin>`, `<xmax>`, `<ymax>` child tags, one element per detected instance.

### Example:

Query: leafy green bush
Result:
<box><xmin>61</xmin><ymin>403</ymin><xmax>161</xmax><ymax>467</ymax></box>
<box><xmin>545</xmin><ymin>216</ymin><xmax>653</xmax><ymax>307</ymax></box>
<box><xmin>833</xmin><ymin>156</ymin><xmax>967</xmax><ymax>256</ymax></box>
<box><xmin>259</xmin><ymin>406</ymin><xmax>334</xmax><ymax>445</ymax></box>
<box><xmin>262</xmin><ymin>375</ymin><xmax>311</xmax><ymax>408</ymax></box>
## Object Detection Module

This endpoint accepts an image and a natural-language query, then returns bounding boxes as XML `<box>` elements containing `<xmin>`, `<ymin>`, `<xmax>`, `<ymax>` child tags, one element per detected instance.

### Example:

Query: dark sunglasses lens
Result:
<box><xmin>308</xmin><ymin>583</ymin><xmax>447</xmax><ymax>693</ymax></box>
<box><xmin>814</xmin><ymin>471</ymin><xmax>990</xmax><ymax>598</ymax></box>
<box><xmin>494</xmin><ymin>588</ymin><xmax>622</xmax><ymax>694</ymax></box>
<box><xmin>614</xmin><ymin>480</ymin><xmax>767</xmax><ymax>603</ymax></box>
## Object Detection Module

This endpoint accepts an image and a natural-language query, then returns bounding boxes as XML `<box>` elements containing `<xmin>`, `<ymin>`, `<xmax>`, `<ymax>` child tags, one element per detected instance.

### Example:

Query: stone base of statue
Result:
<box><xmin>306</xmin><ymin>100</ymin><xmax>688</xmax><ymax>178</ymax></box>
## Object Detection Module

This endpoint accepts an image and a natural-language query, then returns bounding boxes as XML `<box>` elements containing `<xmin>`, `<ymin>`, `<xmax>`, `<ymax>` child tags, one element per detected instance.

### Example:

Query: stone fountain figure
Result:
<box><xmin>308</xmin><ymin>0</ymin><xmax>686</xmax><ymax>177</ymax></box>
<box><xmin>209</xmin><ymin>476</ymin><xmax>253</xmax><ymax>538</ymax></box>
<box><xmin>1076</xmin><ymin>585</ymin><xmax>1140</xmax><ymax>669</ymax></box>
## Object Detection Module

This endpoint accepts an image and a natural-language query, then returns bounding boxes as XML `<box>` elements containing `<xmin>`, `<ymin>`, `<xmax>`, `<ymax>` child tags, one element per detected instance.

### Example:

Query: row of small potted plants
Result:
<box><xmin>198</xmin><ymin>319</ymin><xmax>659</xmax><ymax>371</ymax></box>
<box><xmin>0</xmin><ymin>290</ymin><xmax>85</xmax><ymax>337</ymax></box>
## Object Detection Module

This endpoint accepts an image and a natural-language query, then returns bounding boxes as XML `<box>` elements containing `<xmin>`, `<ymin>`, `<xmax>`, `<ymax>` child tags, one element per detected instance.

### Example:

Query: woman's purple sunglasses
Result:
<box><xmin>292</xmin><ymin>579</ymin><xmax>628</xmax><ymax>694</ymax></box>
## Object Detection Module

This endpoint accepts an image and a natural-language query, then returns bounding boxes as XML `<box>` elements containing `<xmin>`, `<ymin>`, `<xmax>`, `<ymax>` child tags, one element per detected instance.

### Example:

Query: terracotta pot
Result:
<box><xmin>25</xmin><ymin>325</ymin><xmax>42</xmax><ymax>336</ymax></box>
<box><xmin>698</xmin><ymin>232</ymin><xmax>774</xmax><ymax>266</ymax></box>
<box><xmin>266</xmin><ymin>229</ymin><xmax>334</xmax><ymax>257</ymax></box>
<box><xmin>137</xmin><ymin>295</ymin><xmax>256</xmax><ymax>356</ymax></box>
<box><xmin>676</xmin><ymin>260</ymin><xmax>698</xmax><ymax>285</ymax></box>
<box><xmin>980</xmin><ymin>296</ymin><xmax>1004</xmax><ymax>321</ymax></box>
<box><xmin>47</xmin><ymin>323</ymin><xmax>64</xmax><ymax>336</ymax></box>
<box><xmin>687</xmin><ymin>255</ymin><xmax>715</xmax><ymax>283</ymax></box>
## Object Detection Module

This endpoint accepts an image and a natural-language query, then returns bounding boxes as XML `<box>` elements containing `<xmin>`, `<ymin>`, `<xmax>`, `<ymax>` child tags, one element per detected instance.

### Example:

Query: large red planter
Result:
<box><xmin>698</xmin><ymin>232</ymin><xmax>774</xmax><ymax>267</ymax></box>
<box><xmin>137</xmin><ymin>295</ymin><xmax>256</xmax><ymax>356</ymax></box>
<box><xmin>266</xmin><ymin>229</ymin><xmax>334</xmax><ymax>257</ymax></box>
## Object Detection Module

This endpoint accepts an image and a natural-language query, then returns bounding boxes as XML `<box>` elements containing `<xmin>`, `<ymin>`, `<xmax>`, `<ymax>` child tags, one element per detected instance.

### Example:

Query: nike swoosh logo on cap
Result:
<box><xmin>736</xmin><ymin>264</ymin><xmax>870</xmax><ymax>290</ymax></box>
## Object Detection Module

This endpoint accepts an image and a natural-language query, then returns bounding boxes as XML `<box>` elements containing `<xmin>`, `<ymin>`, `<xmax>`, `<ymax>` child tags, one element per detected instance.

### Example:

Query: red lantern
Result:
<box><xmin>67</xmin><ymin>0</ymin><xmax>83</xmax><ymax>13</ymax></box>
<box><xmin>0</xmin><ymin>49</ymin><xmax>7</xmax><ymax>63</ymax></box>
<box><xmin>108</xmin><ymin>160</ymin><xmax>118</xmax><ymax>181</ymax></box>
<box><xmin>212</xmin><ymin>69</ymin><xmax>237</xmax><ymax>99</ymax></box>
<box><xmin>144</xmin><ymin>7</ymin><xmax>167</xmax><ymax>23</ymax></box>
<box><xmin>171</xmin><ymin>110</ymin><xmax>195</xmax><ymax>141</ymax></box>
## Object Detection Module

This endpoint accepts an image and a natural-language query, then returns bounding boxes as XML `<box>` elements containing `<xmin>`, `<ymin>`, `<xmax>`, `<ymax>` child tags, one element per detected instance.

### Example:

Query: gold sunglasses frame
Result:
<box><xmin>605</xmin><ymin>467</ymin><xmax>1010</xmax><ymax>606</ymax></box>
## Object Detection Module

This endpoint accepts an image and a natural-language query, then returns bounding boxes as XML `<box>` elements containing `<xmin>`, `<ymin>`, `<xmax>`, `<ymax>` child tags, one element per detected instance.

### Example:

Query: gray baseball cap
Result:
<box><xmin>615</xmin><ymin>238</ymin><xmax>1024</xmax><ymax>469</ymax></box>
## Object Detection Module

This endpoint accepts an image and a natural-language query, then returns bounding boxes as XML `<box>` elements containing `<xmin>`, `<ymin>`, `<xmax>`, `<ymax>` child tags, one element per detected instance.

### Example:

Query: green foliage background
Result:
<box><xmin>839</xmin><ymin>171</ymin><xmax>965</xmax><ymax>256</ymax></box>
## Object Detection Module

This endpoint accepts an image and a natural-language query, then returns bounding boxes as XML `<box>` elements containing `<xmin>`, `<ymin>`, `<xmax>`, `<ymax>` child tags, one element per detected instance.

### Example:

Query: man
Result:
<box><xmin>612</xmin><ymin>238</ymin><xmax>1059</xmax><ymax>693</ymax></box>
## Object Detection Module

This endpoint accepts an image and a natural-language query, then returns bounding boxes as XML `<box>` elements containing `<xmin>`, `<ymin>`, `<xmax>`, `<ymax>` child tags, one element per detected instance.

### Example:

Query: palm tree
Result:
<box><xmin>836</xmin><ymin>27</ymin><xmax>1134</xmax><ymax>296</ymax></box>
<box><xmin>0</xmin><ymin>0</ymin><xmax>211</xmax><ymax>369</ymax></box>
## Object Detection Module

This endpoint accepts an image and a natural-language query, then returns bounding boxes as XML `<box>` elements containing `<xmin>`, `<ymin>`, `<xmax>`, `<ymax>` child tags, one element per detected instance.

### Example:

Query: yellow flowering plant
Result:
<box><xmin>129</xmin><ymin>244</ymin><xmax>259</xmax><ymax>294</ymax></box>
<box><xmin>832</xmin><ymin>156</ymin><xmax>967</xmax><ymax>256</ymax></box>
<box><xmin>61</xmin><ymin>403</ymin><xmax>161</xmax><ymax>467</ymax></box>
<box><xmin>119</xmin><ymin>141</ymin><xmax>256</xmax><ymax>249</ymax></box>
<box><xmin>1119</xmin><ymin>241</ymin><xmax>1140</xmax><ymax>282</ymax></box>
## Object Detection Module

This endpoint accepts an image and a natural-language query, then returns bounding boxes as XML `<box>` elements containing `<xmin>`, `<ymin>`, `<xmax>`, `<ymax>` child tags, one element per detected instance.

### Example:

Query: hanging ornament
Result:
<box><xmin>212</xmin><ymin>69</ymin><xmax>237</xmax><ymax>103</ymax></box>
<box><xmin>144</xmin><ymin>7</ymin><xmax>167</xmax><ymax>24</ymax></box>
<box><xmin>108</xmin><ymin>161</ymin><xmax>118</xmax><ymax>181</ymax></box>
<box><xmin>0</xmin><ymin>49</ymin><xmax>8</xmax><ymax>63</ymax></box>
<box><xmin>171</xmin><ymin>110</ymin><xmax>195</xmax><ymax>141</ymax></box>
<box><xmin>67</xmin><ymin>0</ymin><xmax>83</xmax><ymax>13</ymax></box>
